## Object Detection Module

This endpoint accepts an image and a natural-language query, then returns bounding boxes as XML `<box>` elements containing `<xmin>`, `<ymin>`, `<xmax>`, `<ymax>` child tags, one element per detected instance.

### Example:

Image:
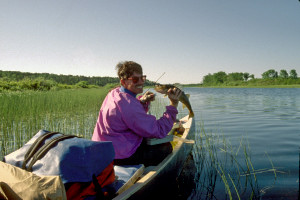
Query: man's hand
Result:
<box><xmin>140</xmin><ymin>91</ymin><xmax>156</xmax><ymax>103</ymax></box>
<box><xmin>167</xmin><ymin>88</ymin><xmax>182</xmax><ymax>108</ymax></box>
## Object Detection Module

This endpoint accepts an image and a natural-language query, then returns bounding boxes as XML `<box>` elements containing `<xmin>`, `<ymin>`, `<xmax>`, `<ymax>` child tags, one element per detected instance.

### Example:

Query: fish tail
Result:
<box><xmin>188</xmin><ymin>111</ymin><xmax>194</xmax><ymax>119</ymax></box>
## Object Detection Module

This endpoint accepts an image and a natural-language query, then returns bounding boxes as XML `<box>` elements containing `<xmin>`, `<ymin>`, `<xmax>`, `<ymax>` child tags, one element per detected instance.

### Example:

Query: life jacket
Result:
<box><xmin>66</xmin><ymin>162</ymin><xmax>116</xmax><ymax>199</ymax></box>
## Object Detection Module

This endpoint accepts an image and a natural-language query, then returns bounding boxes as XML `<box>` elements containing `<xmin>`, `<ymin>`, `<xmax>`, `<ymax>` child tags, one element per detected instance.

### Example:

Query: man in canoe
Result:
<box><xmin>92</xmin><ymin>61</ymin><xmax>182</xmax><ymax>166</ymax></box>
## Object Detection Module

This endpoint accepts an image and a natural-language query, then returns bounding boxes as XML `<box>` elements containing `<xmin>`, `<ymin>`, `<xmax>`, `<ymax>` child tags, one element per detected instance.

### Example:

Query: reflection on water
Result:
<box><xmin>182</xmin><ymin>88</ymin><xmax>299</xmax><ymax>199</ymax></box>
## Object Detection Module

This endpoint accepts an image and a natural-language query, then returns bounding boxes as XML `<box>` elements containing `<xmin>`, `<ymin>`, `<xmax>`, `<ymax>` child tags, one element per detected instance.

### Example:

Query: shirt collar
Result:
<box><xmin>120</xmin><ymin>86</ymin><xmax>137</xmax><ymax>98</ymax></box>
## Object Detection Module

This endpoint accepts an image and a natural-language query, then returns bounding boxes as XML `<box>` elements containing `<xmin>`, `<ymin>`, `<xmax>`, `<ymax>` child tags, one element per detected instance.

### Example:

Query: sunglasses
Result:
<box><xmin>127</xmin><ymin>75</ymin><xmax>146</xmax><ymax>84</ymax></box>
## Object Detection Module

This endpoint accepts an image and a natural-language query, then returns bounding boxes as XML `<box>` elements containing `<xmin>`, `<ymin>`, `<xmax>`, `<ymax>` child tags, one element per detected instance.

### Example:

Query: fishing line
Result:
<box><xmin>143</xmin><ymin>72</ymin><xmax>165</xmax><ymax>94</ymax></box>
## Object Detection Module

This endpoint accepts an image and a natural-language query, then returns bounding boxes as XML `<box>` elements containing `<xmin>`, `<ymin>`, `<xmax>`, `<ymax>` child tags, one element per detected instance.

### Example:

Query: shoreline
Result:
<box><xmin>182</xmin><ymin>84</ymin><xmax>300</xmax><ymax>88</ymax></box>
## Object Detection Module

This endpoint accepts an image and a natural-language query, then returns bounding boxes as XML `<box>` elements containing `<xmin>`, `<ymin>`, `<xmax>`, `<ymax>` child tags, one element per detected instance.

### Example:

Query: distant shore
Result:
<box><xmin>182</xmin><ymin>84</ymin><xmax>300</xmax><ymax>88</ymax></box>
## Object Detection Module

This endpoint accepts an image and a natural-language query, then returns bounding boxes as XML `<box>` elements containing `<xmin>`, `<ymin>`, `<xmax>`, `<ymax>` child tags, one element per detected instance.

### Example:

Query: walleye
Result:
<box><xmin>154</xmin><ymin>84</ymin><xmax>194</xmax><ymax>119</ymax></box>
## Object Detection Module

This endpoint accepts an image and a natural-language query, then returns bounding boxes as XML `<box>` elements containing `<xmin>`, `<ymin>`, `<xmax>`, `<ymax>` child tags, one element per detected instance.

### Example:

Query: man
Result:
<box><xmin>92</xmin><ymin>61</ymin><xmax>182</xmax><ymax>166</ymax></box>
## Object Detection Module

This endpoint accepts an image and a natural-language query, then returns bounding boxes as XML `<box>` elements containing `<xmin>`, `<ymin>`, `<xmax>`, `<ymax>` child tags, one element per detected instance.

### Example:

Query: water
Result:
<box><xmin>182</xmin><ymin>88</ymin><xmax>299</xmax><ymax>199</ymax></box>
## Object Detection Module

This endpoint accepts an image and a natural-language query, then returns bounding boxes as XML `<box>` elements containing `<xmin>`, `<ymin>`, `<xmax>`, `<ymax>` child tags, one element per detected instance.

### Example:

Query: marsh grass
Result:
<box><xmin>0</xmin><ymin>88</ymin><xmax>108</xmax><ymax>159</ymax></box>
<box><xmin>148</xmin><ymin>91</ymin><xmax>186</xmax><ymax>119</ymax></box>
<box><xmin>190</xmin><ymin>123</ymin><xmax>278</xmax><ymax>200</ymax></box>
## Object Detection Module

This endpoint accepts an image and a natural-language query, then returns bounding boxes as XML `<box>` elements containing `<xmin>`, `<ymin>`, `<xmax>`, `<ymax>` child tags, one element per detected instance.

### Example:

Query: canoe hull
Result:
<box><xmin>114</xmin><ymin>115</ymin><xmax>195</xmax><ymax>199</ymax></box>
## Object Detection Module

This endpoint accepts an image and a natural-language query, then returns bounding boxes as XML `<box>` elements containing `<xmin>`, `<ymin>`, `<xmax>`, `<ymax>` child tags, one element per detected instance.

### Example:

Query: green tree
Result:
<box><xmin>203</xmin><ymin>71</ymin><xmax>228</xmax><ymax>85</ymax></box>
<box><xmin>279</xmin><ymin>70</ymin><xmax>288</xmax><ymax>79</ymax></box>
<box><xmin>262</xmin><ymin>69</ymin><xmax>278</xmax><ymax>79</ymax></box>
<box><xmin>243</xmin><ymin>73</ymin><xmax>250</xmax><ymax>81</ymax></box>
<box><xmin>214</xmin><ymin>71</ymin><xmax>227</xmax><ymax>84</ymax></box>
<box><xmin>227</xmin><ymin>72</ymin><xmax>243</xmax><ymax>82</ymax></box>
<box><xmin>203</xmin><ymin>73</ymin><xmax>214</xmax><ymax>85</ymax></box>
<box><xmin>289</xmin><ymin>69</ymin><xmax>298</xmax><ymax>79</ymax></box>
<box><xmin>76</xmin><ymin>81</ymin><xmax>89</xmax><ymax>88</ymax></box>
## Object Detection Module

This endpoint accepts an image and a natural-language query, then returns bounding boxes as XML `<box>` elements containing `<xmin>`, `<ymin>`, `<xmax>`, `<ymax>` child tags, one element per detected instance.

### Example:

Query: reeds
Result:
<box><xmin>190</xmin><ymin>123</ymin><xmax>278</xmax><ymax>200</ymax></box>
<box><xmin>0</xmin><ymin>88</ymin><xmax>108</xmax><ymax>159</ymax></box>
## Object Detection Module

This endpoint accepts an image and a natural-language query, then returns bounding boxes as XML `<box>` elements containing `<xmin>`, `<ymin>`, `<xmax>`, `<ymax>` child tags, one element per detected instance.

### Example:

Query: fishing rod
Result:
<box><xmin>143</xmin><ymin>72</ymin><xmax>165</xmax><ymax>94</ymax></box>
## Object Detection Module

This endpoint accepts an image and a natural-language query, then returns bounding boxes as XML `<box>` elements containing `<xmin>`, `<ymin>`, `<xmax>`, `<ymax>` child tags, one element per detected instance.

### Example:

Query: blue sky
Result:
<box><xmin>1</xmin><ymin>0</ymin><xmax>299</xmax><ymax>84</ymax></box>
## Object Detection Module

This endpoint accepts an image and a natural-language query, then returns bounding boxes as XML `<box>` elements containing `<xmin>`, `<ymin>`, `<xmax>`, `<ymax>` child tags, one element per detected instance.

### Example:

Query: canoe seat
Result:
<box><xmin>112</xmin><ymin>164</ymin><xmax>145</xmax><ymax>195</ymax></box>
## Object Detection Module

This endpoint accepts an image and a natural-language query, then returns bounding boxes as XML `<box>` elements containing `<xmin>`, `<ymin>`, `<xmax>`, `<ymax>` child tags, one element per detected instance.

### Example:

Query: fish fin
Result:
<box><xmin>185</xmin><ymin>94</ymin><xmax>190</xmax><ymax>98</ymax></box>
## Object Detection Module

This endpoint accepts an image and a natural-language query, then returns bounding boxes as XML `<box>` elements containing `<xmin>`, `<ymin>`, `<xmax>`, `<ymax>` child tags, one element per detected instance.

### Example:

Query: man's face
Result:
<box><xmin>123</xmin><ymin>72</ymin><xmax>146</xmax><ymax>94</ymax></box>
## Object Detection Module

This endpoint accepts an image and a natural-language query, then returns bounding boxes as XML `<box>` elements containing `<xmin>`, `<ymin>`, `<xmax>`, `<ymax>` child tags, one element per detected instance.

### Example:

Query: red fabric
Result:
<box><xmin>66</xmin><ymin>163</ymin><xmax>115</xmax><ymax>200</ymax></box>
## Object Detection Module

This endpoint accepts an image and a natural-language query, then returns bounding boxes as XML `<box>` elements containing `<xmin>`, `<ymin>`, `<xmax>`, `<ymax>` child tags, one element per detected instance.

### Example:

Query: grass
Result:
<box><xmin>189</xmin><ymin>123</ymin><xmax>277</xmax><ymax>200</ymax></box>
<box><xmin>0</xmin><ymin>88</ymin><xmax>109</xmax><ymax>159</ymax></box>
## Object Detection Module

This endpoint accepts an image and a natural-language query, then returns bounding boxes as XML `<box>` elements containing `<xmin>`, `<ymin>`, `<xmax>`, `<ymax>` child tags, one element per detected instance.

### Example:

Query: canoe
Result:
<box><xmin>113</xmin><ymin>114</ymin><xmax>195</xmax><ymax>199</ymax></box>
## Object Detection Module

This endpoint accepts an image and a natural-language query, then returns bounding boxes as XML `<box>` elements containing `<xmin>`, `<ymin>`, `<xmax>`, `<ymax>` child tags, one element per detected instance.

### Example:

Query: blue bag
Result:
<box><xmin>4</xmin><ymin>130</ymin><xmax>115</xmax><ymax>184</ymax></box>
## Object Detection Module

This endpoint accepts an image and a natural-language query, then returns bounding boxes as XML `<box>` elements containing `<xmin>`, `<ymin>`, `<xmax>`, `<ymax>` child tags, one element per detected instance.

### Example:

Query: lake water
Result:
<box><xmin>181</xmin><ymin>88</ymin><xmax>299</xmax><ymax>199</ymax></box>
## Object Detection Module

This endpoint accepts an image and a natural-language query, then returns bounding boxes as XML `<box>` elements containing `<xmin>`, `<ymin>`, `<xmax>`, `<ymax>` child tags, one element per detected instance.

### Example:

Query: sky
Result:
<box><xmin>1</xmin><ymin>0</ymin><xmax>300</xmax><ymax>84</ymax></box>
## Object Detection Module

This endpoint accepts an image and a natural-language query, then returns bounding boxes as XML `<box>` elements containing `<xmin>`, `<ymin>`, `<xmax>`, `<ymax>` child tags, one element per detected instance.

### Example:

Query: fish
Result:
<box><xmin>154</xmin><ymin>84</ymin><xmax>194</xmax><ymax>119</ymax></box>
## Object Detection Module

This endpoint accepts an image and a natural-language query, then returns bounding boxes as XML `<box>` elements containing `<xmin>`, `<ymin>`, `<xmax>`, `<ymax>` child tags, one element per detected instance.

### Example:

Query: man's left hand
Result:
<box><xmin>140</xmin><ymin>91</ymin><xmax>156</xmax><ymax>103</ymax></box>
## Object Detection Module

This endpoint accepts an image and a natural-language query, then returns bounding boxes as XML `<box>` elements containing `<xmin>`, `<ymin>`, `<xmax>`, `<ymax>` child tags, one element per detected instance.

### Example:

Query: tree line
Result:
<box><xmin>262</xmin><ymin>69</ymin><xmax>297</xmax><ymax>79</ymax></box>
<box><xmin>0</xmin><ymin>70</ymin><xmax>155</xmax><ymax>91</ymax></box>
<box><xmin>0</xmin><ymin>70</ymin><xmax>120</xmax><ymax>86</ymax></box>
<box><xmin>202</xmin><ymin>69</ymin><xmax>299</xmax><ymax>86</ymax></box>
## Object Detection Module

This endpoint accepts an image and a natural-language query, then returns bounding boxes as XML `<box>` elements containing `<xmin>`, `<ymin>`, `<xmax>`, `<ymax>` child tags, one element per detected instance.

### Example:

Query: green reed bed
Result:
<box><xmin>0</xmin><ymin>88</ymin><xmax>109</xmax><ymax>159</ymax></box>
<box><xmin>190</xmin><ymin>123</ymin><xmax>278</xmax><ymax>200</ymax></box>
<box><xmin>148</xmin><ymin>92</ymin><xmax>186</xmax><ymax>119</ymax></box>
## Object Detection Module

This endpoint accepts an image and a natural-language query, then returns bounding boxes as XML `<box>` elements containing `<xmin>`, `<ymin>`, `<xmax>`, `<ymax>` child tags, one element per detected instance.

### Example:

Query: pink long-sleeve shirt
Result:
<box><xmin>92</xmin><ymin>86</ymin><xmax>178</xmax><ymax>159</ymax></box>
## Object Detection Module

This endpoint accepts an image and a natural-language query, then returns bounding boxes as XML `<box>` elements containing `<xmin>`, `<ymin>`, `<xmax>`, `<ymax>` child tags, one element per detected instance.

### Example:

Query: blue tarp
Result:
<box><xmin>4</xmin><ymin>130</ymin><xmax>115</xmax><ymax>184</ymax></box>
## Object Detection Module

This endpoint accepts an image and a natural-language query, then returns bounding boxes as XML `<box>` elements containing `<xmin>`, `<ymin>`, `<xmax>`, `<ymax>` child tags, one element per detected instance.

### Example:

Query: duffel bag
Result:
<box><xmin>4</xmin><ymin>130</ymin><xmax>115</xmax><ymax>184</ymax></box>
